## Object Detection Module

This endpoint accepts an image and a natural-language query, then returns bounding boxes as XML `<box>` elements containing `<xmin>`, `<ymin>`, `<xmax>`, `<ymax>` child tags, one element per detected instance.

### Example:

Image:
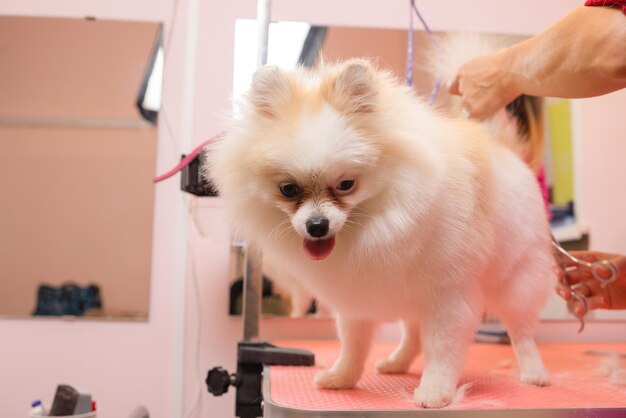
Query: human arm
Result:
<box><xmin>556</xmin><ymin>251</ymin><xmax>626</xmax><ymax>315</ymax></box>
<box><xmin>449</xmin><ymin>6</ymin><xmax>626</xmax><ymax>119</ymax></box>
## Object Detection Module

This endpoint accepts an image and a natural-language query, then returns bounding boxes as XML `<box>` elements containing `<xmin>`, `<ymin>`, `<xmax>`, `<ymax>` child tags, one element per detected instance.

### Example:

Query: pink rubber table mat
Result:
<box><xmin>265</xmin><ymin>341</ymin><xmax>626</xmax><ymax>415</ymax></box>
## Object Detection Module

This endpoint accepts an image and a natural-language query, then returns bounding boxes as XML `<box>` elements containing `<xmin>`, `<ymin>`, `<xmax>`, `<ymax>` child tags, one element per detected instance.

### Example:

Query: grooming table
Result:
<box><xmin>263</xmin><ymin>341</ymin><xmax>626</xmax><ymax>417</ymax></box>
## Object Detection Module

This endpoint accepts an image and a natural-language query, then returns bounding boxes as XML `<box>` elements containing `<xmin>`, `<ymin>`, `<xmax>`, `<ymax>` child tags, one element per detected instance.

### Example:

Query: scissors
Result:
<box><xmin>551</xmin><ymin>235</ymin><xmax>619</xmax><ymax>333</ymax></box>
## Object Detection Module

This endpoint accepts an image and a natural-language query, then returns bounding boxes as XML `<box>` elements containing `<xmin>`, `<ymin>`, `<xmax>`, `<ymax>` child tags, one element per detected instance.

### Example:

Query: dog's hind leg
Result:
<box><xmin>314</xmin><ymin>316</ymin><xmax>375</xmax><ymax>389</ymax></box>
<box><xmin>495</xmin><ymin>309</ymin><xmax>551</xmax><ymax>386</ymax></box>
<box><xmin>489</xmin><ymin>265</ymin><xmax>552</xmax><ymax>386</ymax></box>
<box><xmin>510</xmin><ymin>333</ymin><xmax>550</xmax><ymax>386</ymax></box>
<box><xmin>376</xmin><ymin>320</ymin><xmax>421</xmax><ymax>374</ymax></box>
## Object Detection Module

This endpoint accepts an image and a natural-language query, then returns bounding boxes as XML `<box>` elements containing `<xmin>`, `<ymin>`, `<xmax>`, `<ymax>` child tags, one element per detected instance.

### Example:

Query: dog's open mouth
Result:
<box><xmin>303</xmin><ymin>237</ymin><xmax>336</xmax><ymax>260</ymax></box>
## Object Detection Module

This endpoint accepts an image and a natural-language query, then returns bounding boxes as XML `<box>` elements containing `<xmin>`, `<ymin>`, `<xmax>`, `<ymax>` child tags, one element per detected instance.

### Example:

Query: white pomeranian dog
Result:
<box><xmin>205</xmin><ymin>48</ymin><xmax>553</xmax><ymax>407</ymax></box>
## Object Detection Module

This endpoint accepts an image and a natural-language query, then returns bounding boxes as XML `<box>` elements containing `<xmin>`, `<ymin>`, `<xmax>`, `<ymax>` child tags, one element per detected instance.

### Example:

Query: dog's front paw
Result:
<box><xmin>413</xmin><ymin>384</ymin><xmax>455</xmax><ymax>408</ymax></box>
<box><xmin>314</xmin><ymin>369</ymin><xmax>358</xmax><ymax>390</ymax></box>
<box><xmin>520</xmin><ymin>369</ymin><xmax>551</xmax><ymax>387</ymax></box>
<box><xmin>375</xmin><ymin>357</ymin><xmax>410</xmax><ymax>374</ymax></box>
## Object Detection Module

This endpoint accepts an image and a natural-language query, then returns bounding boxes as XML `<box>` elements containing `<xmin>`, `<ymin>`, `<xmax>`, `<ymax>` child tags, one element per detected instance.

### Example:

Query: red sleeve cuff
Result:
<box><xmin>584</xmin><ymin>0</ymin><xmax>626</xmax><ymax>14</ymax></box>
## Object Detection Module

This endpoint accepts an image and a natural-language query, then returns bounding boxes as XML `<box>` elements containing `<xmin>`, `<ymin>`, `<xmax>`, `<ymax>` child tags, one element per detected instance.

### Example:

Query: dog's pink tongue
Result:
<box><xmin>303</xmin><ymin>237</ymin><xmax>336</xmax><ymax>260</ymax></box>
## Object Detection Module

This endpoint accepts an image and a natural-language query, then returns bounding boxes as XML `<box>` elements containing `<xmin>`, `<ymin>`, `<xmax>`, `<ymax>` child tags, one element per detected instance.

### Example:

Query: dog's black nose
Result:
<box><xmin>306</xmin><ymin>217</ymin><xmax>329</xmax><ymax>238</ymax></box>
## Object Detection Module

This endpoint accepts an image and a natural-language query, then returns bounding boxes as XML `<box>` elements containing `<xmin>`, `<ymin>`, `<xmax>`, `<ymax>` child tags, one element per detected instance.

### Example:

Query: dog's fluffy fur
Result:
<box><xmin>205</xmin><ymin>56</ymin><xmax>553</xmax><ymax>407</ymax></box>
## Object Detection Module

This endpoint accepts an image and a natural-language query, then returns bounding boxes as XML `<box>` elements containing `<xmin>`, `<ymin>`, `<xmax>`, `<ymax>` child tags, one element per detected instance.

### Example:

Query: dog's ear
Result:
<box><xmin>248</xmin><ymin>65</ymin><xmax>292</xmax><ymax>119</ymax></box>
<box><xmin>328</xmin><ymin>60</ymin><xmax>378</xmax><ymax>115</ymax></box>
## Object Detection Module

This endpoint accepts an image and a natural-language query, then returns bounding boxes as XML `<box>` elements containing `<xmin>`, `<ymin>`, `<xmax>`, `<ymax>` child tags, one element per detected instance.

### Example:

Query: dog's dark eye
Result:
<box><xmin>337</xmin><ymin>180</ymin><xmax>355</xmax><ymax>192</ymax></box>
<box><xmin>279</xmin><ymin>183</ymin><xmax>300</xmax><ymax>198</ymax></box>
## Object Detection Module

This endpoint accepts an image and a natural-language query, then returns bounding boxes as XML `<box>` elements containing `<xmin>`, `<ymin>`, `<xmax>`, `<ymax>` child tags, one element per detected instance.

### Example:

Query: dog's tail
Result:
<box><xmin>430</xmin><ymin>32</ymin><xmax>544</xmax><ymax>173</ymax></box>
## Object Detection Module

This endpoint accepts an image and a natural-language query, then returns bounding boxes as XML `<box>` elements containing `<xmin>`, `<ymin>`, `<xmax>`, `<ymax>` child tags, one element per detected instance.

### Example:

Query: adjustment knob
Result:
<box><xmin>206</xmin><ymin>367</ymin><xmax>237</xmax><ymax>396</ymax></box>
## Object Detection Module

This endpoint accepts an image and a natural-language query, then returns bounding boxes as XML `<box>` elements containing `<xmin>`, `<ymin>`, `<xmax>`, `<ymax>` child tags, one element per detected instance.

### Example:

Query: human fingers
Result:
<box><xmin>555</xmin><ymin>283</ymin><xmax>571</xmax><ymax>301</ymax></box>
<box><xmin>592</xmin><ymin>262</ymin><xmax>617</xmax><ymax>281</ymax></box>
<box><xmin>570</xmin><ymin>282</ymin><xmax>592</xmax><ymax>298</ymax></box>
<box><xmin>608</xmin><ymin>255</ymin><xmax>626</xmax><ymax>280</ymax></box>
<box><xmin>567</xmin><ymin>283</ymin><xmax>594</xmax><ymax>316</ymax></box>
<box><xmin>571</xmin><ymin>298</ymin><xmax>587</xmax><ymax>317</ymax></box>
<box><xmin>562</xmin><ymin>266</ymin><xmax>593</xmax><ymax>283</ymax></box>
<box><xmin>553</xmin><ymin>264</ymin><xmax>565</xmax><ymax>281</ymax></box>
<box><xmin>448</xmin><ymin>75</ymin><xmax>461</xmax><ymax>95</ymax></box>
<box><xmin>568</xmin><ymin>251</ymin><xmax>622</xmax><ymax>265</ymax></box>
<box><xmin>460</xmin><ymin>86</ymin><xmax>503</xmax><ymax>120</ymax></box>
<box><xmin>586</xmin><ymin>295</ymin><xmax>607</xmax><ymax>310</ymax></box>
<box><xmin>469</xmin><ymin>105</ymin><xmax>498</xmax><ymax>121</ymax></box>
<box><xmin>565</xmin><ymin>253</ymin><xmax>626</xmax><ymax>283</ymax></box>
<box><xmin>461</xmin><ymin>96</ymin><xmax>491</xmax><ymax>120</ymax></box>
<box><xmin>568</xmin><ymin>251</ymin><xmax>603</xmax><ymax>263</ymax></box>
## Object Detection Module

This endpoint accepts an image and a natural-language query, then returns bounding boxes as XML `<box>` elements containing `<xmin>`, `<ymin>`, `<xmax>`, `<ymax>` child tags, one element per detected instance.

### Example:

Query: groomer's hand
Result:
<box><xmin>556</xmin><ymin>251</ymin><xmax>626</xmax><ymax>313</ymax></box>
<box><xmin>449</xmin><ymin>7</ymin><xmax>626</xmax><ymax>120</ymax></box>
<box><xmin>448</xmin><ymin>48</ymin><xmax>521</xmax><ymax>120</ymax></box>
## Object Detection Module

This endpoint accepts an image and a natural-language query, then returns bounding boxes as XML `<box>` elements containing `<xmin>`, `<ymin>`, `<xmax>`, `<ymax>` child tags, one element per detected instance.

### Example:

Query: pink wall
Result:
<box><xmin>321</xmin><ymin>27</ymin><xmax>410</xmax><ymax>78</ymax></box>
<box><xmin>578</xmin><ymin>89</ymin><xmax>626</xmax><ymax>255</ymax></box>
<box><xmin>3</xmin><ymin>1</ymin><xmax>622</xmax><ymax>418</ymax></box>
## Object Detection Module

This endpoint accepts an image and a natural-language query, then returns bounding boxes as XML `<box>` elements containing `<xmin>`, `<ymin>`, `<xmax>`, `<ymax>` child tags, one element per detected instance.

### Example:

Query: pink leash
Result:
<box><xmin>153</xmin><ymin>137</ymin><xmax>216</xmax><ymax>183</ymax></box>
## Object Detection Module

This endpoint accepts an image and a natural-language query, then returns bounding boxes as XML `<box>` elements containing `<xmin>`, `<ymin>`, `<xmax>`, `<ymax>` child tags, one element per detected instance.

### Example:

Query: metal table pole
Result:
<box><xmin>242</xmin><ymin>0</ymin><xmax>271</xmax><ymax>343</ymax></box>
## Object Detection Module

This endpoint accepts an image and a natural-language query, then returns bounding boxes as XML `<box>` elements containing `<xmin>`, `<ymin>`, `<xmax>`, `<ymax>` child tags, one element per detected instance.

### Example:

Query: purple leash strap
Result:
<box><xmin>406</xmin><ymin>0</ymin><xmax>441</xmax><ymax>105</ymax></box>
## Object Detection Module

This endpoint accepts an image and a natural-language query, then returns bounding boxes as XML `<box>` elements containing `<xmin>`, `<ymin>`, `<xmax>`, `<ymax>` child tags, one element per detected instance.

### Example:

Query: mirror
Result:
<box><xmin>228</xmin><ymin>22</ymin><xmax>588</xmax><ymax>321</ymax></box>
<box><xmin>0</xmin><ymin>16</ymin><xmax>162</xmax><ymax>320</ymax></box>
